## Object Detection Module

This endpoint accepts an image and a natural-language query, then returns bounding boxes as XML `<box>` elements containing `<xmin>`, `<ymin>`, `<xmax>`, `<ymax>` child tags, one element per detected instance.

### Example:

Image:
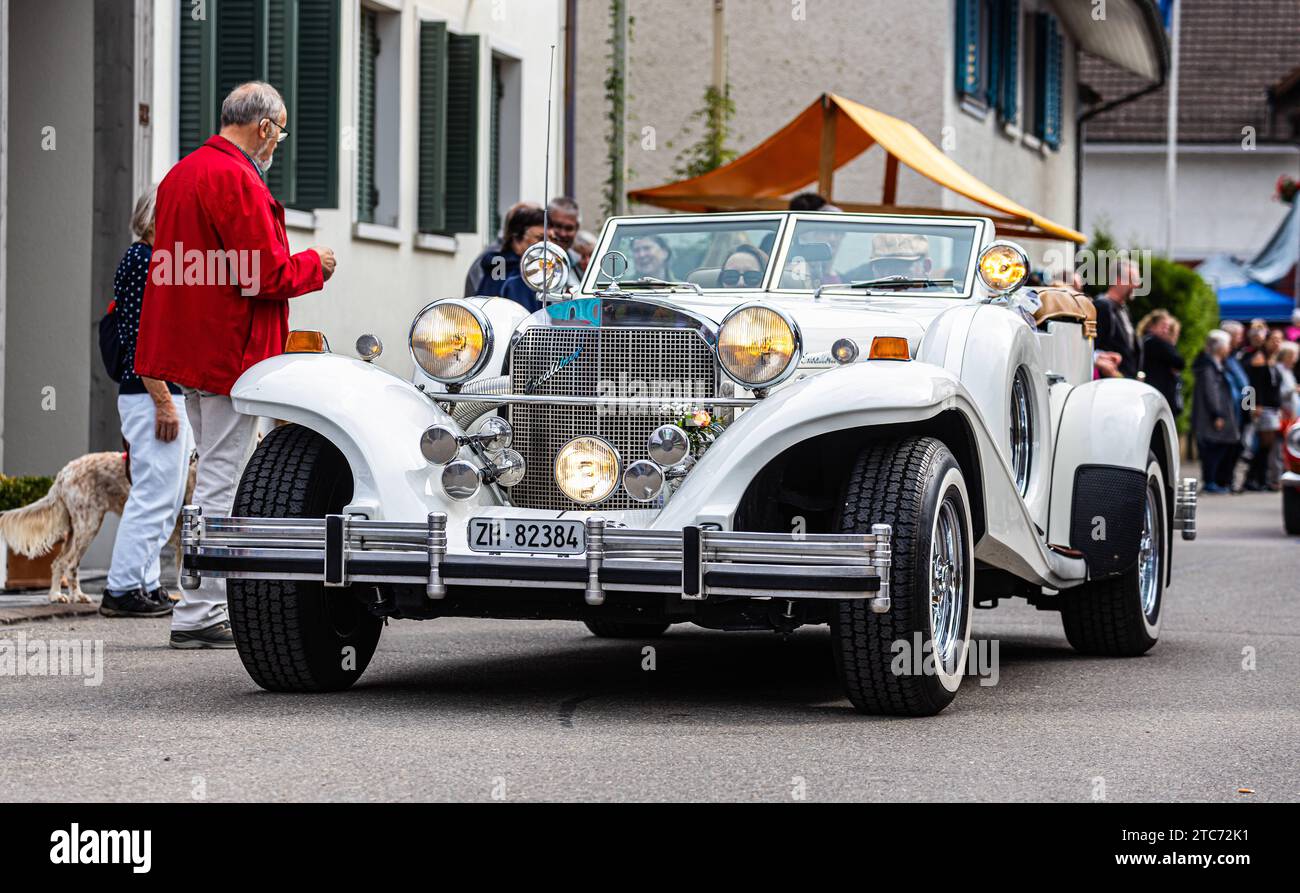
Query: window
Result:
<box><xmin>178</xmin><ymin>0</ymin><xmax>341</xmax><ymax>210</ymax></box>
<box><xmin>489</xmin><ymin>52</ymin><xmax>523</xmax><ymax>242</ymax></box>
<box><xmin>356</xmin><ymin>5</ymin><xmax>400</xmax><ymax>227</ymax></box>
<box><xmin>955</xmin><ymin>0</ymin><xmax>1019</xmax><ymax>124</ymax></box>
<box><xmin>418</xmin><ymin>21</ymin><xmax>481</xmax><ymax>235</ymax></box>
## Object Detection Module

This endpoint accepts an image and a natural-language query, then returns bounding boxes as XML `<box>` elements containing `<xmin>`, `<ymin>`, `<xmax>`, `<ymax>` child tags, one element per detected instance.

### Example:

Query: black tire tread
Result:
<box><xmin>1283</xmin><ymin>488</ymin><xmax>1300</xmax><ymax>536</ymax></box>
<box><xmin>830</xmin><ymin>436</ymin><xmax>957</xmax><ymax>716</ymax></box>
<box><xmin>228</xmin><ymin>424</ymin><xmax>378</xmax><ymax>692</ymax></box>
<box><xmin>1059</xmin><ymin>458</ymin><xmax>1161</xmax><ymax>657</ymax></box>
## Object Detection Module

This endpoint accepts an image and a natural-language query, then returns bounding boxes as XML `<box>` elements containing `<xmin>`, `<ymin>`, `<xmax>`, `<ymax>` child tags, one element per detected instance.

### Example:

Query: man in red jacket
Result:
<box><xmin>135</xmin><ymin>81</ymin><xmax>336</xmax><ymax>649</ymax></box>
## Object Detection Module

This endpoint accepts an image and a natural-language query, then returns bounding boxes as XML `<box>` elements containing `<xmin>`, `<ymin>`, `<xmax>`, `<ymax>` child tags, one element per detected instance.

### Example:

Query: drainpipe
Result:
<box><xmin>563</xmin><ymin>0</ymin><xmax>577</xmax><ymax>198</ymax></box>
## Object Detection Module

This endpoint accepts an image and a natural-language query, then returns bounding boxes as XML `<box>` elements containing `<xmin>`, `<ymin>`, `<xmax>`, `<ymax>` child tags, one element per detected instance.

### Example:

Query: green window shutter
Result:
<box><xmin>265</xmin><ymin>0</ymin><xmax>296</xmax><ymax>203</ymax></box>
<box><xmin>488</xmin><ymin>57</ymin><xmax>503</xmax><ymax>239</ymax></box>
<box><xmin>356</xmin><ymin>9</ymin><xmax>378</xmax><ymax>223</ymax></box>
<box><xmin>177</xmin><ymin>0</ymin><xmax>214</xmax><ymax>157</ymax></box>
<box><xmin>999</xmin><ymin>0</ymin><xmax>1019</xmax><ymax>123</ymax></box>
<box><xmin>955</xmin><ymin>0</ymin><xmax>981</xmax><ymax>98</ymax></box>
<box><xmin>1038</xmin><ymin>13</ymin><xmax>1063</xmax><ymax>148</ymax></box>
<box><xmin>444</xmin><ymin>33</ymin><xmax>480</xmax><ymax>234</ymax></box>
<box><xmin>213</xmin><ymin>0</ymin><xmax>265</xmax><ymax>120</ymax></box>
<box><xmin>418</xmin><ymin>20</ymin><xmax>448</xmax><ymax>234</ymax></box>
<box><xmin>290</xmin><ymin>0</ymin><xmax>340</xmax><ymax>208</ymax></box>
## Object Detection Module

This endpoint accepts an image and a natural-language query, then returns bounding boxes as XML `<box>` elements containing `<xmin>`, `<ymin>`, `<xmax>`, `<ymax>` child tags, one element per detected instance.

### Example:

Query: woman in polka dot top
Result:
<box><xmin>101</xmin><ymin>187</ymin><xmax>193</xmax><ymax>619</ymax></box>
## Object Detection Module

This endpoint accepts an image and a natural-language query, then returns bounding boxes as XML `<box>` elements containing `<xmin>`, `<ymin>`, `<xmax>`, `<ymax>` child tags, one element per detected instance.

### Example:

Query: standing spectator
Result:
<box><xmin>474</xmin><ymin>203</ymin><xmax>543</xmax><ymax>298</ymax></box>
<box><xmin>1243</xmin><ymin>331</ymin><xmax>1284</xmax><ymax>491</ymax></box>
<box><xmin>1286</xmin><ymin>308</ymin><xmax>1300</xmax><ymax>344</ymax></box>
<box><xmin>498</xmin><ymin>206</ymin><xmax>548</xmax><ymax>312</ymax></box>
<box><xmin>546</xmin><ymin>196</ymin><xmax>584</xmax><ymax>290</ymax></box>
<box><xmin>1218</xmin><ymin>320</ymin><xmax>1251</xmax><ymax>491</ymax></box>
<box><xmin>101</xmin><ymin>187</ymin><xmax>191</xmax><ymax>619</ymax></box>
<box><xmin>1138</xmin><ymin>309</ymin><xmax>1185</xmax><ymax>415</ymax></box>
<box><xmin>1191</xmin><ymin>330</ymin><xmax>1239</xmax><ymax>493</ymax></box>
<box><xmin>464</xmin><ymin>201</ymin><xmax>538</xmax><ymax>297</ymax></box>
<box><xmin>573</xmin><ymin>230</ymin><xmax>597</xmax><ymax>277</ymax></box>
<box><xmin>135</xmin><ymin>82</ymin><xmax>335</xmax><ymax>649</ymax></box>
<box><xmin>1093</xmin><ymin>261</ymin><xmax>1143</xmax><ymax>379</ymax></box>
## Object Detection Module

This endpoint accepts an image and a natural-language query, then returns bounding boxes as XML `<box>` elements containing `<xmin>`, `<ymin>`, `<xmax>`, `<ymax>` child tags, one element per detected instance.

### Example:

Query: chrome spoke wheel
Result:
<box><xmin>1137</xmin><ymin>482</ymin><xmax>1161</xmax><ymax>622</ymax></box>
<box><xmin>929</xmin><ymin>493</ymin><xmax>966</xmax><ymax>672</ymax></box>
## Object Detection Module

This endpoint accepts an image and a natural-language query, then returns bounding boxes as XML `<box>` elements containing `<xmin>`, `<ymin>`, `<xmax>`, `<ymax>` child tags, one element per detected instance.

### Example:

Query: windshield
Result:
<box><xmin>778</xmin><ymin>218</ymin><xmax>977</xmax><ymax>295</ymax></box>
<box><xmin>592</xmin><ymin>218</ymin><xmax>782</xmax><ymax>290</ymax></box>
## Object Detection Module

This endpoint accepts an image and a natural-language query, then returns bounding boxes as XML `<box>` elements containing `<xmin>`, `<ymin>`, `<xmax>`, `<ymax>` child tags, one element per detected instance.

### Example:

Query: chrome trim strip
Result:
<box><xmin>428</xmin><ymin>392</ymin><xmax>758</xmax><ymax>407</ymax></box>
<box><xmin>182</xmin><ymin>515</ymin><xmax>894</xmax><ymax>603</ymax></box>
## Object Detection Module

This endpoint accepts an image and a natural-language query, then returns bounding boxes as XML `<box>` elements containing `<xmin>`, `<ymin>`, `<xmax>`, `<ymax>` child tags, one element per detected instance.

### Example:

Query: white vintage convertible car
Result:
<box><xmin>182</xmin><ymin>211</ymin><xmax>1198</xmax><ymax>716</ymax></box>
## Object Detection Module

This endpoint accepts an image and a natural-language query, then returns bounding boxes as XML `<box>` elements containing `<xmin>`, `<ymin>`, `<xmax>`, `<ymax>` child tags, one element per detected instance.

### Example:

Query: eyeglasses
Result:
<box><xmin>719</xmin><ymin>268</ymin><xmax>763</xmax><ymax>287</ymax></box>
<box><xmin>261</xmin><ymin>117</ymin><xmax>289</xmax><ymax>143</ymax></box>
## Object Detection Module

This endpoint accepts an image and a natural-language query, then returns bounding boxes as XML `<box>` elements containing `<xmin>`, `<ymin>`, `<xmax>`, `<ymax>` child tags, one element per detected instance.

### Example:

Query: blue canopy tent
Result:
<box><xmin>1215</xmin><ymin>280</ymin><xmax>1296</xmax><ymax>322</ymax></box>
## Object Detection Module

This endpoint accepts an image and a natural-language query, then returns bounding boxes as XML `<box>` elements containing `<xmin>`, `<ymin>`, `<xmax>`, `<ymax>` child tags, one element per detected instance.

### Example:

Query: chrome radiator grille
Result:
<box><xmin>508</xmin><ymin>327</ymin><xmax>717</xmax><ymax>510</ymax></box>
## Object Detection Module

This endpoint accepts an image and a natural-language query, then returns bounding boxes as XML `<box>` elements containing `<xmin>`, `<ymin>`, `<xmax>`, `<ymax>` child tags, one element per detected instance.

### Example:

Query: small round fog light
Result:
<box><xmin>554</xmin><ymin>436</ymin><xmax>620</xmax><ymax>505</ymax></box>
<box><xmin>623</xmin><ymin>460</ymin><xmax>665</xmax><ymax>502</ymax></box>
<box><xmin>355</xmin><ymin>333</ymin><xmax>383</xmax><ymax>362</ymax></box>
<box><xmin>441</xmin><ymin>460</ymin><xmax>482</xmax><ymax>499</ymax></box>
<box><xmin>491</xmin><ymin>449</ymin><xmax>526</xmax><ymax>488</ymax></box>
<box><xmin>420</xmin><ymin>425</ymin><xmax>460</xmax><ymax>465</ymax></box>
<box><xmin>478</xmin><ymin>417</ymin><xmax>513</xmax><ymax>454</ymax></box>
<box><xmin>832</xmin><ymin>338</ymin><xmax>859</xmax><ymax>364</ymax></box>
<box><xmin>647</xmin><ymin>424</ymin><xmax>691</xmax><ymax>468</ymax></box>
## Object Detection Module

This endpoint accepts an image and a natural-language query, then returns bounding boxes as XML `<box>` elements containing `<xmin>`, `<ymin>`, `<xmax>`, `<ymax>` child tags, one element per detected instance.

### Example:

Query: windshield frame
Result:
<box><xmin>769</xmin><ymin>212</ymin><xmax>989</xmax><ymax>299</ymax></box>
<box><xmin>579</xmin><ymin>212</ymin><xmax>791</xmax><ymax>295</ymax></box>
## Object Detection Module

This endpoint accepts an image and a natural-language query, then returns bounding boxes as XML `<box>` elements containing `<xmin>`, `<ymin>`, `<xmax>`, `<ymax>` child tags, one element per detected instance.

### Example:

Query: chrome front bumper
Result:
<box><xmin>179</xmin><ymin>507</ymin><xmax>893</xmax><ymax>612</ymax></box>
<box><xmin>1173</xmin><ymin>477</ymin><xmax>1198</xmax><ymax>541</ymax></box>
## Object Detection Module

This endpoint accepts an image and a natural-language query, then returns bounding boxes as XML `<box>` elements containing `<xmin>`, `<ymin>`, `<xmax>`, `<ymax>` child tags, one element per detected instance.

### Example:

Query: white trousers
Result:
<box><xmin>107</xmin><ymin>393</ymin><xmax>192</xmax><ymax>593</ymax></box>
<box><xmin>171</xmin><ymin>389</ymin><xmax>259</xmax><ymax>631</ymax></box>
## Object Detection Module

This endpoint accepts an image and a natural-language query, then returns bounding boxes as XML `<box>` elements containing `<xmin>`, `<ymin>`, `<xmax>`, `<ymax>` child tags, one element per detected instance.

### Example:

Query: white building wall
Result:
<box><xmin>1081</xmin><ymin>144</ymin><xmax>1300</xmax><ymax>262</ymax></box>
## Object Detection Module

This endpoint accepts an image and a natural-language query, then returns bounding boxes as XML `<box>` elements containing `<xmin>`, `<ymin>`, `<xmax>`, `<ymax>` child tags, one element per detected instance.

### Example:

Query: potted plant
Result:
<box><xmin>0</xmin><ymin>475</ymin><xmax>59</xmax><ymax>590</ymax></box>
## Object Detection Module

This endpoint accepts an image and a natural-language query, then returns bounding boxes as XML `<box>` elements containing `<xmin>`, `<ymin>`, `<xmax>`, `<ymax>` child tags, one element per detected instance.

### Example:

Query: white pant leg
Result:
<box><xmin>107</xmin><ymin>393</ymin><xmax>192</xmax><ymax>593</ymax></box>
<box><xmin>172</xmin><ymin>390</ymin><xmax>259</xmax><ymax>631</ymax></box>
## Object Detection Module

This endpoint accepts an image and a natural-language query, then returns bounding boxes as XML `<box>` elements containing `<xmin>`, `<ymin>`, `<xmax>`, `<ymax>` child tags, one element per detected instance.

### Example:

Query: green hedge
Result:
<box><xmin>1081</xmin><ymin>229</ymin><xmax>1219</xmax><ymax>433</ymax></box>
<box><xmin>0</xmin><ymin>475</ymin><xmax>55</xmax><ymax>513</ymax></box>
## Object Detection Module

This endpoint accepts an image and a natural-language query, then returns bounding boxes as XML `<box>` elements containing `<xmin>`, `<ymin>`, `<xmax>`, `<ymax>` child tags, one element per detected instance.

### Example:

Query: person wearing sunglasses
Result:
<box><xmin>716</xmin><ymin>244</ymin><xmax>768</xmax><ymax>289</ymax></box>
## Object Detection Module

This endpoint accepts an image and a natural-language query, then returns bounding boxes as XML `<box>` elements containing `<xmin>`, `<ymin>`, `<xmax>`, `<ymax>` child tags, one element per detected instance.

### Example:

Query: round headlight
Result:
<box><xmin>554</xmin><ymin>436</ymin><xmax>620</xmax><ymax>505</ymax></box>
<box><xmin>521</xmin><ymin>242</ymin><xmax>570</xmax><ymax>293</ymax></box>
<box><xmin>623</xmin><ymin>460</ymin><xmax>665</xmax><ymax>503</ymax></box>
<box><xmin>1285</xmin><ymin>424</ymin><xmax>1300</xmax><ymax>459</ymax></box>
<box><xmin>409</xmin><ymin>300</ymin><xmax>492</xmax><ymax>383</ymax></box>
<box><xmin>717</xmin><ymin>304</ymin><xmax>801</xmax><ymax>389</ymax></box>
<box><xmin>977</xmin><ymin>241</ymin><xmax>1030</xmax><ymax>294</ymax></box>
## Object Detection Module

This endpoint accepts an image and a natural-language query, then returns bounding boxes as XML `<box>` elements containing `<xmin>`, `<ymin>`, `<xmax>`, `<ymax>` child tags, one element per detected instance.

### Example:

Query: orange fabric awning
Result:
<box><xmin>628</xmin><ymin>94</ymin><xmax>1086</xmax><ymax>244</ymax></box>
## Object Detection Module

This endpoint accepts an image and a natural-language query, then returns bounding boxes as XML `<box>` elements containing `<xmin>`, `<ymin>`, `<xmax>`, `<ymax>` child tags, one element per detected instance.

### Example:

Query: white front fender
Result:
<box><xmin>230</xmin><ymin>353</ymin><xmax>499</xmax><ymax>534</ymax></box>
<box><xmin>656</xmin><ymin>360</ymin><xmax>1086</xmax><ymax>587</ymax></box>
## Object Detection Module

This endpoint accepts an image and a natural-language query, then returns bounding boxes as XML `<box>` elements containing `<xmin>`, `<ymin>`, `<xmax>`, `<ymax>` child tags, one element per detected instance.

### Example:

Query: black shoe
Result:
<box><xmin>169</xmin><ymin>621</ymin><xmax>236</xmax><ymax>650</ymax></box>
<box><xmin>147</xmin><ymin>586</ymin><xmax>177</xmax><ymax>606</ymax></box>
<box><xmin>100</xmin><ymin>587</ymin><xmax>173</xmax><ymax>618</ymax></box>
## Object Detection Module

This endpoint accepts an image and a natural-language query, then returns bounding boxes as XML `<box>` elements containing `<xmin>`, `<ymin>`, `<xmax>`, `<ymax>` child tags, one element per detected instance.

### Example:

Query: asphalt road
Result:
<box><xmin>2</xmin><ymin>491</ymin><xmax>1295</xmax><ymax>803</ymax></box>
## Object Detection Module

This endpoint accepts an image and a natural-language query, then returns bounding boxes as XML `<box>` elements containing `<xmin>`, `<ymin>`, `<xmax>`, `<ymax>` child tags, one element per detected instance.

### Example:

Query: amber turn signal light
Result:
<box><xmin>868</xmin><ymin>336</ymin><xmax>910</xmax><ymax>360</ymax></box>
<box><xmin>285</xmin><ymin>330</ymin><xmax>330</xmax><ymax>353</ymax></box>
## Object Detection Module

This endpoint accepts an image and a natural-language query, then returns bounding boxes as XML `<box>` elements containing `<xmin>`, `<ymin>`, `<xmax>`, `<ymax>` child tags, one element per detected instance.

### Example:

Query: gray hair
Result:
<box><xmin>1220</xmin><ymin>319</ymin><xmax>1244</xmax><ymax>335</ymax></box>
<box><xmin>1278</xmin><ymin>341</ymin><xmax>1299</xmax><ymax>363</ymax></box>
<box><xmin>1206</xmin><ymin>329</ymin><xmax>1231</xmax><ymax>353</ymax></box>
<box><xmin>220</xmin><ymin>81</ymin><xmax>286</xmax><ymax>128</ymax></box>
<box><xmin>131</xmin><ymin>184</ymin><xmax>158</xmax><ymax>241</ymax></box>
<box><xmin>574</xmin><ymin>229</ymin><xmax>597</xmax><ymax>248</ymax></box>
<box><xmin>547</xmin><ymin>196</ymin><xmax>581</xmax><ymax>220</ymax></box>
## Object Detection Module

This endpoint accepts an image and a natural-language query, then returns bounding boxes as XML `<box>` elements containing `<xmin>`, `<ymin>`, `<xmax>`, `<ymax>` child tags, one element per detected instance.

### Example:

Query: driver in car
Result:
<box><xmin>857</xmin><ymin>233</ymin><xmax>933</xmax><ymax>281</ymax></box>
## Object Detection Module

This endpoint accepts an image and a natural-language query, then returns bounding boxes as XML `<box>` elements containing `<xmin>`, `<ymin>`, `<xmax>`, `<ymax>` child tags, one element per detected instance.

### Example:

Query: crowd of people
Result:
<box><xmin>1192</xmin><ymin>317</ymin><xmax>1299</xmax><ymax>493</ymax></box>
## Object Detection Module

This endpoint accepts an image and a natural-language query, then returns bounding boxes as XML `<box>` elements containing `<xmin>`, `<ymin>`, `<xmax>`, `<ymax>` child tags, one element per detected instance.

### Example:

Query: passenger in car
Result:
<box><xmin>716</xmin><ymin>245</ymin><xmax>768</xmax><ymax>288</ymax></box>
<box><xmin>631</xmin><ymin>235</ymin><xmax>673</xmax><ymax>281</ymax></box>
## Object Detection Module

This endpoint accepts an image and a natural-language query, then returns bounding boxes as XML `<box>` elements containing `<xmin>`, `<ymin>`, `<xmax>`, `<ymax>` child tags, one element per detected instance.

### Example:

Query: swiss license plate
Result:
<box><xmin>467</xmin><ymin>518</ymin><xmax>586</xmax><ymax>555</ymax></box>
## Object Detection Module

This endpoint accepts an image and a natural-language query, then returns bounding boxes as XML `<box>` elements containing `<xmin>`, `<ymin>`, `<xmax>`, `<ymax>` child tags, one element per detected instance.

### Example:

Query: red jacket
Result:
<box><xmin>134</xmin><ymin>135</ymin><xmax>324</xmax><ymax>395</ymax></box>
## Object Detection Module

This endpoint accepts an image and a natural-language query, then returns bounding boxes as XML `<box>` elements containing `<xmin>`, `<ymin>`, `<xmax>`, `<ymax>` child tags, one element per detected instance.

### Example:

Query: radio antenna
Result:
<box><xmin>541</xmin><ymin>43</ymin><xmax>557</xmax><ymax>305</ymax></box>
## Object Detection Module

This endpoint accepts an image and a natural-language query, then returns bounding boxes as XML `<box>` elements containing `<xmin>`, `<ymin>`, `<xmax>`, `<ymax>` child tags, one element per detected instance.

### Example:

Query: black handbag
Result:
<box><xmin>98</xmin><ymin>300</ymin><xmax>126</xmax><ymax>382</ymax></box>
